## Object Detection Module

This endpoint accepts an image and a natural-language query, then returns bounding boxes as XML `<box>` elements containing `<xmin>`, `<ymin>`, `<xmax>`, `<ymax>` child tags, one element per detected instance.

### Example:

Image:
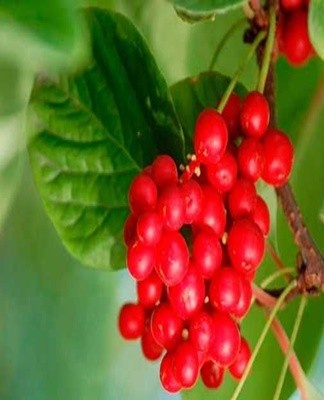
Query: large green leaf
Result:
<box><xmin>172</xmin><ymin>0</ymin><xmax>245</xmax><ymax>23</ymax></box>
<box><xmin>171</xmin><ymin>70</ymin><xmax>324</xmax><ymax>400</ymax></box>
<box><xmin>28</xmin><ymin>8</ymin><xmax>184</xmax><ymax>270</ymax></box>
<box><xmin>309</xmin><ymin>0</ymin><xmax>324</xmax><ymax>61</ymax></box>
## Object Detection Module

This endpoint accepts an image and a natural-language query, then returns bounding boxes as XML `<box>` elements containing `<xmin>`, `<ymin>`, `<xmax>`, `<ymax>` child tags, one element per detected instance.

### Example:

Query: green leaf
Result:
<box><xmin>309</xmin><ymin>0</ymin><xmax>324</xmax><ymax>61</ymax></box>
<box><xmin>28</xmin><ymin>8</ymin><xmax>184</xmax><ymax>270</ymax></box>
<box><xmin>172</xmin><ymin>0</ymin><xmax>245</xmax><ymax>23</ymax></box>
<box><xmin>170</xmin><ymin>70</ymin><xmax>247</xmax><ymax>153</ymax></box>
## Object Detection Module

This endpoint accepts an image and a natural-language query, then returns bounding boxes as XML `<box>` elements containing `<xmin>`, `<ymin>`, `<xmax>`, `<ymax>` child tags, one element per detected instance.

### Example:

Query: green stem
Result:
<box><xmin>217</xmin><ymin>30</ymin><xmax>266</xmax><ymax>113</ymax></box>
<box><xmin>272</xmin><ymin>296</ymin><xmax>307</xmax><ymax>400</ymax></box>
<box><xmin>230</xmin><ymin>280</ymin><xmax>297</xmax><ymax>400</ymax></box>
<box><xmin>257</xmin><ymin>6</ymin><xmax>276</xmax><ymax>93</ymax></box>
<box><xmin>260</xmin><ymin>268</ymin><xmax>296</xmax><ymax>289</ymax></box>
<box><xmin>209</xmin><ymin>18</ymin><xmax>248</xmax><ymax>71</ymax></box>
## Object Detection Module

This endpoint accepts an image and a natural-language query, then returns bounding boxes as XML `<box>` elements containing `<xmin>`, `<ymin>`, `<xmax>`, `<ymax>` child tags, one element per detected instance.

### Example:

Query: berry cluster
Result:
<box><xmin>118</xmin><ymin>90</ymin><xmax>294</xmax><ymax>393</ymax></box>
<box><xmin>277</xmin><ymin>0</ymin><xmax>314</xmax><ymax>66</ymax></box>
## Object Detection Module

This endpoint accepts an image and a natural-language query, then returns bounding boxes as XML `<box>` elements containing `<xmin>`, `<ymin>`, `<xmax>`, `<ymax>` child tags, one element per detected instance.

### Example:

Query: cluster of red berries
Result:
<box><xmin>277</xmin><ymin>0</ymin><xmax>314</xmax><ymax>66</ymax></box>
<box><xmin>118</xmin><ymin>90</ymin><xmax>294</xmax><ymax>393</ymax></box>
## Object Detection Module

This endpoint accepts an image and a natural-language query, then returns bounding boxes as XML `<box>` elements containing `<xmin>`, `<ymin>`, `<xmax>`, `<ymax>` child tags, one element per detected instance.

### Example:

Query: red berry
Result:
<box><xmin>221</xmin><ymin>92</ymin><xmax>241</xmax><ymax>138</ymax></box>
<box><xmin>156</xmin><ymin>231</ymin><xmax>189</xmax><ymax>286</ymax></box>
<box><xmin>228</xmin><ymin>179</ymin><xmax>257</xmax><ymax>220</ymax></box>
<box><xmin>209</xmin><ymin>312</ymin><xmax>241</xmax><ymax>367</ymax></box>
<box><xmin>137</xmin><ymin>270</ymin><xmax>164</xmax><ymax>309</ymax></box>
<box><xmin>200</xmin><ymin>360</ymin><xmax>225</xmax><ymax>389</ymax></box>
<box><xmin>150</xmin><ymin>302</ymin><xmax>184</xmax><ymax>350</ymax></box>
<box><xmin>137</xmin><ymin>211</ymin><xmax>163</xmax><ymax>246</ymax></box>
<box><xmin>160</xmin><ymin>352</ymin><xmax>182</xmax><ymax>393</ymax></box>
<box><xmin>128</xmin><ymin>173</ymin><xmax>158</xmax><ymax>216</ymax></box>
<box><xmin>261</xmin><ymin>129</ymin><xmax>294</xmax><ymax>186</ymax></box>
<box><xmin>206</xmin><ymin>151</ymin><xmax>238</xmax><ymax>192</ymax></box>
<box><xmin>181</xmin><ymin>179</ymin><xmax>203</xmax><ymax>224</ymax></box>
<box><xmin>152</xmin><ymin>155</ymin><xmax>178</xmax><ymax>189</ymax></box>
<box><xmin>118</xmin><ymin>303</ymin><xmax>145</xmax><ymax>340</ymax></box>
<box><xmin>229</xmin><ymin>337</ymin><xmax>252</xmax><ymax>380</ymax></box>
<box><xmin>197</xmin><ymin>186</ymin><xmax>226</xmax><ymax>237</ymax></box>
<box><xmin>280</xmin><ymin>0</ymin><xmax>303</xmax><ymax>10</ymax></box>
<box><xmin>173</xmin><ymin>341</ymin><xmax>199</xmax><ymax>389</ymax></box>
<box><xmin>238</xmin><ymin>138</ymin><xmax>265</xmax><ymax>182</ymax></box>
<box><xmin>240</xmin><ymin>91</ymin><xmax>270</xmax><ymax>138</ymax></box>
<box><xmin>127</xmin><ymin>240</ymin><xmax>155</xmax><ymax>281</ymax></box>
<box><xmin>123</xmin><ymin>213</ymin><xmax>137</xmax><ymax>247</ymax></box>
<box><xmin>231</xmin><ymin>275</ymin><xmax>252</xmax><ymax>319</ymax></box>
<box><xmin>209</xmin><ymin>266</ymin><xmax>242</xmax><ymax>313</ymax></box>
<box><xmin>227</xmin><ymin>219</ymin><xmax>265</xmax><ymax>274</ymax></box>
<box><xmin>194</xmin><ymin>108</ymin><xmax>228</xmax><ymax>165</ymax></box>
<box><xmin>168</xmin><ymin>263</ymin><xmax>205</xmax><ymax>320</ymax></box>
<box><xmin>157</xmin><ymin>185</ymin><xmax>185</xmax><ymax>230</ymax></box>
<box><xmin>251</xmin><ymin>195</ymin><xmax>270</xmax><ymax>236</ymax></box>
<box><xmin>189</xmin><ymin>311</ymin><xmax>215</xmax><ymax>352</ymax></box>
<box><xmin>284</xmin><ymin>10</ymin><xmax>313</xmax><ymax>66</ymax></box>
<box><xmin>141</xmin><ymin>323</ymin><xmax>164</xmax><ymax>361</ymax></box>
<box><xmin>192</xmin><ymin>228</ymin><xmax>222</xmax><ymax>279</ymax></box>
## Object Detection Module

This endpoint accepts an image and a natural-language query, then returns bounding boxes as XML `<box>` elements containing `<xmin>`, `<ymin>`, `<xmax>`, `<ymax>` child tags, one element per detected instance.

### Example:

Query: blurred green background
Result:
<box><xmin>0</xmin><ymin>1</ymin><xmax>324</xmax><ymax>399</ymax></box>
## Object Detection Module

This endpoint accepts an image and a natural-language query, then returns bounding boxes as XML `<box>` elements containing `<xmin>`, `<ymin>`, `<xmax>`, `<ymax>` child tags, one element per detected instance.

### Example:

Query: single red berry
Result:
<box><xmin>200</xmin><ymin>360</ymin><xmax>225</xmax><ymax>389</ymax></box>
<box><xmin>168</xmin><ymin>263</ymin><xmax>205</xmax><ymax>320</ymax></box>
<box><xmin>227</xmin><ymin>219</ymin><xmax>265</xmax><ymax>274</ymax></box>
<box><xmin>238</xmin><ymin>138</ymin><xmax>265</xmax><ymax>182</ymax></box>
<box><xmin>127</xmin><ymin>240</ymin><xmax>155</xmax><ymax>281</ymax></box>
<box><xmin>280</xmin><ymin>0</ymin><xmax>303</xmax><ymax>10</ymax></box>
<box><xmin>150</xmin><ymin>302</ymin><xmax>184</xmax><ymax>350</ymax></box>
<box><xmin>231</xmin><ymin>275</ymin><xmax>252</xmax><ymax>319</ymax></box>
<box><xmin>228</xmin><ymin>179</ymin><xmax>257</xmax><ymax>220</ymax></box>
<box><xmin>261</xmin><ymin>129</ymin><xmax>294</xmax><ymax>186</ymax></box>
<box><xmin>221</xmin><ymin>92</ymin><xmax>241</xmax><ymax>138</ymax></box>
<box><xmin>240</xmin><ymin>91</ymin><xmax>270</xmax><ymax>138</ymax></box>
<box><xmin>152</xmin><ymin>155</ymin><xmax>178</xmax><ymax>189</ymax></box>
<box><xmin>173</xmin><ymin>341</ymin><xmax>199</xmax><ymax>389</ymax></box>
<box><xmin>209</xmin><ymin>266</ymin><xmax>242</xmax><ymax>313</ymax></box>
<box><xmin>251</xmin><ymin>195</ymin><xmax>270</xmax><ymax>236</ymax></box>
<box><xmin>197</xmin><ymin>186</ymin><xmax>226</xmax><ymax>237</ymax></box>
<box><xmin>192</xmin><ymin>228</ymin><xmax>222</xmax><ymax>279</ymax></box>
<box><xmin>123</xmin><ymin>213</ymin><xmax>137</xmax><ymax>247</ymax></box>
<box><xmin>160</xmin><ymin>352</ymin><xmax>182</xmax><ymax>393</ymax></box>
<box><xmin>194</xmin><ymin>108</ymin><xmax>228</xmax><ymax>165</ymax></box>
<box><xmin>209</xmin><ymin>312</ymin><xmax>241</xmax><ymax>367</ymax></box>
<box><xmin>284</xmin><ymin>10</ymin><xmax>313</xmax><ymax>66</ymax></box>
<box><xmin>229</xmin><ymin>337</ymin><xmax>252</xmax><ymax>380</ymax></box>
<box><xmin>189</xmin><ymin>311</ymin><xmax>215</xmax><ymax>352</ymax></box>
<box><xmin>157</xmin><ymin>185</ymin><xmax>185</xmax><ymax>230</ymax></box>
<box><xmin>141</xmin><ymin>323</ymin><xmax>164</xmax><ymax>361</ymax></box>
<box><xmin>206</xmin><ymin>151</ymin><xmax>238</xmax><ymax>192</ymax></box>
<box><xmin>118</xmin><ymin>303</ymin><xmax>145</xmax><ymax>340</ymax></box>
<box><xmin>137</xmin><ymin>211</ymin><xmax>163</xmax><ymax>246</ymax></box>
<box><xmin>137</xmin><ymin>270</ymin><xmax>164</xmax><ymax>309</ymax></box>
<box><xmin>181</xmin><ymin>179</ymin><xmax>203</xmax><ymax>224</ymax></box>
<box><xmin>128</xmin><ymin>173</ymin><xmax>158</xmax><ymax>216</ymax></box>
<box><xmin>156</xmin><ymin>231</ymin><xmax>189</xmax><ymax>286</ymax></box>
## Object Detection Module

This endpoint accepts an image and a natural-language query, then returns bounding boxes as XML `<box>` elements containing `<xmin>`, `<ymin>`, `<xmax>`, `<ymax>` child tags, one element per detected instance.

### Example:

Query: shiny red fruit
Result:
<box><xmin>128</xmin><ymin>173</ymin><xmax>158</xmax><ymax>216</ymax></box>
<box><xmin>240</xmin><ymin>91</ymin><xmax>270</xmax><ymax>138</ymax></box>
<box><xmin>200</xmin><ymin>360</ymin><xmax>225</xmax><ymax>389</ymax></box>
<box><xmin>118</xmin><ymin>303</ymin><xmax>145</xmax><ymax>340</ymax></box>
<box><xmin>173</xmin><ymin>341</ymin><xmax>199</xmax><ymax>389</ymax></box>
<box><xmin>229</xmin><ymin>337</ymin><xmax>252</xmax><ymax>379</ymax></box>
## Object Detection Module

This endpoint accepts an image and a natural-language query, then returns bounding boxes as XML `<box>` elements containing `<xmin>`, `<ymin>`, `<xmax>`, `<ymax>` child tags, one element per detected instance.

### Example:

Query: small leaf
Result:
<box><xmin>28</xmin><ymin>8</ymin><xmax>184</xmax><ymax>270</ymax></box>
<box><xmin>309</xmin><ymin>0</ymin><xmax>324</xmax><ymax>61</ymax></box>
<box><xmin>173</xmin><ymin>0</ymin><xmax>246</xmax><ymax>23</ymax></box>
<box><xmin>170</xmin><ymin>70</ymin><xmax>247</xmax><ymax>153</ymax></box>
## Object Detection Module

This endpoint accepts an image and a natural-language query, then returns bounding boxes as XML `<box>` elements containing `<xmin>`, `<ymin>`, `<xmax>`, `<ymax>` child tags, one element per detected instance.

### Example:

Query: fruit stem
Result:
<box><xmin>217</xmin><ymin>29</ymin><xmax>266</xmax><ymax>113</ymax></box>
<box><xmin>252</xmin><ymin>283</ymin><xmax>278</xmax><ymax>308</ymax></box>
<box><xmin>230</xmin><ymin>279</ymin><xmax>297</xmax><ymax>400</ymax></box>
<box><xmin>260</xmin><ymin>267</ymin><xmax>296</xmax><ymax>288</ymax></box>
<box><xmin>272</xmin><ymin>295</ymin><xmax>307</xmax><ymax>400</ymax></box>
<box><xmin>209</xmin><ymin>18</ymin><xmax>248</xmax><ymax>71</ymax></box>
<box><xmin>257</xmin><ymin>6</ymin><xmax>276</xmax><ymax>94</ymax></box>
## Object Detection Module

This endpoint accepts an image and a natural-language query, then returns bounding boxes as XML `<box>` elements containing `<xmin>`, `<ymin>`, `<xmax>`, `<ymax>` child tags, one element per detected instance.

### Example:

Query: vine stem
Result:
<box><xmin>252</xmin><ymin>283</ymin><xmax>278</xmax><ymax>308</ymax></box>
<box><xmin>230</xmin><ymin>280</ymin><xmax>297</xmax><ymax>400</ymax></box>
<box><xmin>217</xmin><ymin>30</ymin><xmax>266</xmax><ymax>113</ymax></box>
<box><xmin>272</xmin><ymin>295</ymin><xmax>307</xmax><ymax>400</ymax></box>
<box><xmin>269</xmin><ymin>312</ymin><xmax>309</xmax><ymax>400</ymax></box>
<box><xmin>209</xmin><ymin>18</ymin><xmax>248</xmax><ymax>71</ymax></box>
<box><xmin>257</xmin><ymin>6</ymin><xmax>276</xmax><ymax>93</ymax></box>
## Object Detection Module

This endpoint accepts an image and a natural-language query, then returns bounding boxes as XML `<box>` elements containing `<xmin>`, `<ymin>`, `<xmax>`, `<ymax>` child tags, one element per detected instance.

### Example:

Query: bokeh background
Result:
<box><xmin>0</xmin><ymin>1</ymin><xmax>324</xmax><ymax>399</ymax></box>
